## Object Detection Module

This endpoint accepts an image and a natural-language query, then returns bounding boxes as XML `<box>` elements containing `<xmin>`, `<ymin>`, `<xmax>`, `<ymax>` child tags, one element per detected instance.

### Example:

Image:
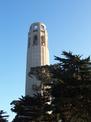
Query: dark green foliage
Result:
<box><xmin>53</xmin><ymin>51</ymin><xmax>91</xmax><ymax>121</ymax></box>
<box><xmin>11</xmin><ymin>51</ymin><xmax>91</xmax><ymax>122</ymax></box>
<box><xmin>55</xmin><ymin>51</ymin><xmax>91</xmax><ymax>82</ymax></box>
<box><xmin>30</xmin><ymin>51</ymin><xmax>91</xmax><ymax>121</ymax></box>
<box><xmin>0</xmin><ymin>110</ymin><xmax>8</xmax><ymax>122</ymax></box>
<box><xmin>11</xmin><ymin>94</ymin><xmax>54</xmax><ymax>122</ymax></box>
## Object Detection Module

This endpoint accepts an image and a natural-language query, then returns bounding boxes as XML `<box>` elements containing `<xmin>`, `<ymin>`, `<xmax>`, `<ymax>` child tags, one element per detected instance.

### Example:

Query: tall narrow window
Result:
<box><xmin>41</xmin><ymin>36</ymin><xmax>45</xmax><ymax>46</ymax></box>
<box><xmin>33</xmin><ymin>35</ymin><xmax>38</xmax><ymax>46</ymax></box>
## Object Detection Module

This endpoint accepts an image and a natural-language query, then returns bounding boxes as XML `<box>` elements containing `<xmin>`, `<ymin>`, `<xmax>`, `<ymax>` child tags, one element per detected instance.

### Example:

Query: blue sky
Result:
<box><xmin>0</xmin><ymin>0</ymin><xmax>91</xmax><ymax>121</ymax></box>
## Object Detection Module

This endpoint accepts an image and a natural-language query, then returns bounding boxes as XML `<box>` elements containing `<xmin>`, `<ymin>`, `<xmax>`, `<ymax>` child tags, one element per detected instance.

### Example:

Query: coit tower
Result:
<box><xmin>25</xmin><ymin>22</ymin><xmax>50</xmax><ymax>96</ymax></box>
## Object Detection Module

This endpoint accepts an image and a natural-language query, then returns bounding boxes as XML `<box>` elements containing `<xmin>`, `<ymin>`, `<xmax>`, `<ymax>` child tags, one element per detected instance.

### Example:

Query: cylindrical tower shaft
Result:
<box><xmin>25</xmin><ymin>22</ymin><xmax>50</xmax><ymax>96</ymax></box>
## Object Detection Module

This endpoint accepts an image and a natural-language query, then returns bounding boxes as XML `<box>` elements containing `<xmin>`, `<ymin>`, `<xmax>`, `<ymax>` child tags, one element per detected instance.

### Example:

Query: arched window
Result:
<box><xmin>41</xmin><ymin>25</ymin><xmax>44</xmax><ymax>30</ymax></box>
<box><xmin>33</xmin><ymin>25</ymin><xmax>38</xmax><ymax>31</ymax></box>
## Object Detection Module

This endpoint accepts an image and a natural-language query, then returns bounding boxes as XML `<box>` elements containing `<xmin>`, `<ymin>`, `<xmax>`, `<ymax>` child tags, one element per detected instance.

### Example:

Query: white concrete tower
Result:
<box><xmin>25</xmin><ymin>22</ymin><xmax>50</xmax><ymax>96</ymax></box>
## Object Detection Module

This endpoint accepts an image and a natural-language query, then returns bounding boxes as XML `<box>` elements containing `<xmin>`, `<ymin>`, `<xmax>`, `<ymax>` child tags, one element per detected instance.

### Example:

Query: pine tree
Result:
<box><xmin>30</xmin><ymin>51</ymin><xmax>91</xmax><ymax>121</ymax></box>
<box><xmin>0</xmin><ymin>110</ymin><xmax>8</xmax><ymax>122</ymax></box>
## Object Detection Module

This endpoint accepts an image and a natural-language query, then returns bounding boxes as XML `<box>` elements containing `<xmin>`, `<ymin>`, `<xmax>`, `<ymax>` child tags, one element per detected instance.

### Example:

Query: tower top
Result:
<box><xmin>29</xmin><ymin>22</ymin><xmax>47</xmax><ymax>32</ymax></box>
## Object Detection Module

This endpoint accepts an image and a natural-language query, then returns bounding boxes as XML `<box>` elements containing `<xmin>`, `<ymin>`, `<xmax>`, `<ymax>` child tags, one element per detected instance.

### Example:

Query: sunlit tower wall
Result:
<box><xmin>25</xmin><ymin>22</ymin><xmax>50</xmax><ymax>96</ymax></box>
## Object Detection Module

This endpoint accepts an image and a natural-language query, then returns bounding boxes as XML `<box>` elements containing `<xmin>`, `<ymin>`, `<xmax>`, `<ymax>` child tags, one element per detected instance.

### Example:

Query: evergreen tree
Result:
<box><xmin>30</xmin><ymin>51</ymin><xmax>91</xmax><ymax>121</ymax></box>
<box><xmin>0</xmin><ymin>110</ymin><xmax>8</xmax><ymax>122</ymax></box>
<box><xmin>11</xmin><ymin>51</ymin><xmax>91</xmax><ymax>122</ymax></box>
<box><xmin>11</xmin><ymin>94</ymin><xmax>54</xmax><ymax>122</ymax></box>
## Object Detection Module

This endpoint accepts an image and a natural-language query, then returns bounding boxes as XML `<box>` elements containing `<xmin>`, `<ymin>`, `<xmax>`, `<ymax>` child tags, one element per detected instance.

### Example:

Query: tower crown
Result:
<box><xmin>28</xmin><ymin>22</ymin><xmax>48</xmax><ymax>49</ymax></box>
<box><xmin>29</xmin><ymin>22</ymin><xmax>46</xmax><ymax>32</ymax></box>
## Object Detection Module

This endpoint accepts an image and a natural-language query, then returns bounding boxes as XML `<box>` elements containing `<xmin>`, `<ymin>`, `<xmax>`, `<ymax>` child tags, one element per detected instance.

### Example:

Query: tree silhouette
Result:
<box><xmin>30</xmin><ymin>51</ymin><xmax>91</xmax><ymax>121</ymax></box>
<box><xmin>11</xmin><ymin>51</ymin><xmax>91</xmax><ymax>122</ymax></box>
<box><xmin>0</xmin><ymin>110</ymin><xmax>8</xmax><ymax>122</ymax></box>
<box><xmin>11</xmin><ymin>94</ymin><xmax>54</xmax><ymax>122</ymax></box>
